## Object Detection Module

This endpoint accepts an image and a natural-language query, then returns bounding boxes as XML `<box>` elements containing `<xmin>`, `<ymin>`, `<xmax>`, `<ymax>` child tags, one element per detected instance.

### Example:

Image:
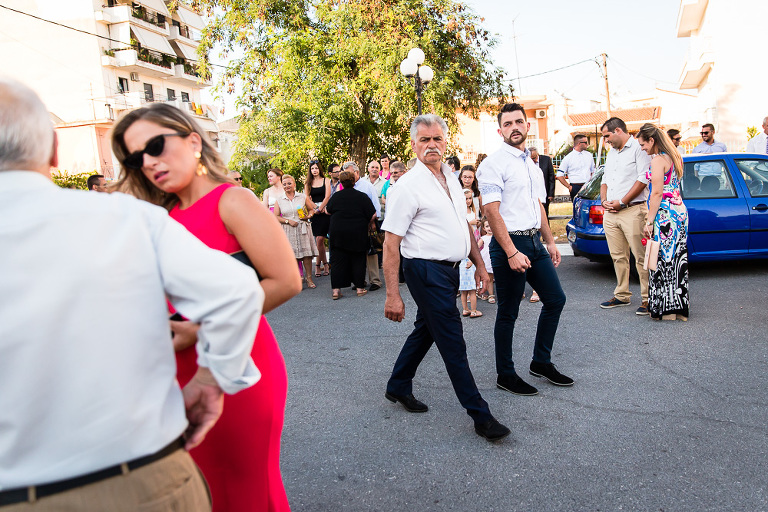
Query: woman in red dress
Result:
<box><xmin>111</xmin><ymin>103</ymin><xmax>301</xmax><ymax>512</ymax></box>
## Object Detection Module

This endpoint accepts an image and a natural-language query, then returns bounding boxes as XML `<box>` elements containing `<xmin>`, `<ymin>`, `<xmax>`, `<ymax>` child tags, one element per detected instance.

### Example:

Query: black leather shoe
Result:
<box><xmin>385</xmin><ymin>392</ymin><xmax>428</xmax><ymax>413</ymax></box>
<box><xmin>369</xmin><ymin>283</ymin><xmax>381</xmax><ymax>291</ymax></box>
<box><xmin>496</xmin><ymin>373</ymin><xmax>538</xmax><ymax>396</ymax></box>
<box><xmin>529</xmin><ymin>361</ymin><xmax>574</xmax><ymax>386</ymax></box>
<box><xmin>474</xmin><ymin>417</ymin><xmax>511</xmax><ymax>442</ymax></box>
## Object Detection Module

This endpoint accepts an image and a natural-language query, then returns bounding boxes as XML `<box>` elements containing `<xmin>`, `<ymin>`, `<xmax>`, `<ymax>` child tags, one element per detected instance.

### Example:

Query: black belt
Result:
<box><xmin>509</xmin><ymin>229</ymin><xmax>539</xmax><ymax>236</ymax></box>
<box><xmin>427</xmin><ymin>259</ymin><xmax>461</xmax><ymax>268</ymax></box>
<box><xmin>627</xmin><ymin>200</ymin><xmax>645</xmax><ymax>207</ymax></box>
<box><xmin>0</xmin><ymin>437</ymin><xmax>184</xmax><ymax>507</ymax></box>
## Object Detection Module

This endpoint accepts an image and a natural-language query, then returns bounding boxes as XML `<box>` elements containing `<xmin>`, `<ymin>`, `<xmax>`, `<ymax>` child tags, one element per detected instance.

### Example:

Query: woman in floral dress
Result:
<box><xmin>637</xmin><ymin>123</ymin><xmax>689</xmax><ymax>321</ymax></box>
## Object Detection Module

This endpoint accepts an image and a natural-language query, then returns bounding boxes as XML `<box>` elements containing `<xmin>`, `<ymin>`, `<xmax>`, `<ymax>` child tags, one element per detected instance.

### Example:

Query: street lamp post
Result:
<box><xmin>399</xmin><ymin>48</ymin><xmax>434</xmax><ymax>115</ymax></box>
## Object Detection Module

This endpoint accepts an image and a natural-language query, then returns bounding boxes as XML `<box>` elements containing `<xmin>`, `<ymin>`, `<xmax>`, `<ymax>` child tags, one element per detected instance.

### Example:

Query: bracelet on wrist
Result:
<box><xmin>508</xmin><ymin>250</ymin><xmax>519</xmax><ymax>260</ymax></box>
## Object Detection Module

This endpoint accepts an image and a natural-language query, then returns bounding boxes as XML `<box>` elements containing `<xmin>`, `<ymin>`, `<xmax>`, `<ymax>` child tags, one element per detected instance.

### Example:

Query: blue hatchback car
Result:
<box><xmin>566</xmin><ymin>153</ymin><xmax>768</xmax><ymax>262</ymax></box>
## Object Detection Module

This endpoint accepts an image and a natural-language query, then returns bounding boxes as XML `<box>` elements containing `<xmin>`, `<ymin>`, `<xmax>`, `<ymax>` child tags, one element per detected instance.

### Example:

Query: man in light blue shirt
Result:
<box><xmin>693</xmin><ymin>123</ymin><xmax>727</xmax><ymax>177</ymax></box>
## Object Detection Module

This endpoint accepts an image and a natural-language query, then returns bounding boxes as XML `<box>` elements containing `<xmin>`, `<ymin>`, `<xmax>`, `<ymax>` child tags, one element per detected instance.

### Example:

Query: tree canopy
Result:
<box><xmin>196</xmin><ymin>0</ymin><xmax>511</xmax><ymax>178</ymax></box>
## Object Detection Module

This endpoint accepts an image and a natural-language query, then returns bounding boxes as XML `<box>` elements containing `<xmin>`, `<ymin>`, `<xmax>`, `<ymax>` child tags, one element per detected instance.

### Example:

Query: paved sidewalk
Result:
<box><xmin>268</xmin><ymin>255</ymin><xmax>768</xmax><ymax>511</ymax></box>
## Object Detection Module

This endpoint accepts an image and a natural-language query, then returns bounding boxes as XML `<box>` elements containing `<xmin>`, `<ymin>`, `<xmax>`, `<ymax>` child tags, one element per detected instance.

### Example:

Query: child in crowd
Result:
<box><xmin>459</xmin><ymin>190</ymin><xmax>482</xmax><ymax>318</ymax></box>
<box><xmin>478</xmin><ymin>218</ymin><xmax>495</xmax><ymax>304</ymax></box>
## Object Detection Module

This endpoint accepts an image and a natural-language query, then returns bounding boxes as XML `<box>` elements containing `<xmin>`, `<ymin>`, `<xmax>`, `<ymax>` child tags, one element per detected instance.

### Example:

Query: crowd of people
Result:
<box><xmin>6</xmin><ymin>69</ymin><xmax>755</xmax><ymax>510</ymax></box>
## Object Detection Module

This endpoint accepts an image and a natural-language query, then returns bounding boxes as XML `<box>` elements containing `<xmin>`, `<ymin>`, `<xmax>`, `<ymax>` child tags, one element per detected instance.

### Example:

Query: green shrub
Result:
<box><xmin>50</xmin><ymin>170</ymin><xmax>97</xmax><ymax>190</ymax></box>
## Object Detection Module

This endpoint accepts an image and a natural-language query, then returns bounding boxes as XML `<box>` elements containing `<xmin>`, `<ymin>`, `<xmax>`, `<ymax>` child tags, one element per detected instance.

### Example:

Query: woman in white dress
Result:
<box><xmin>262</xmin><ymin>167</ymin><xmax>284</xmax><ymax>212</ymax></box>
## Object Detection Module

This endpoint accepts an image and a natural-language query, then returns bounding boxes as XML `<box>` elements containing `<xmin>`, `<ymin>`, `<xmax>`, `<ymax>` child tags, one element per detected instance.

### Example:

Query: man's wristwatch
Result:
<box><xmin>619</xmin><ymin>200</ymin><xmax>627</xmax><ymax>209</ymax></box>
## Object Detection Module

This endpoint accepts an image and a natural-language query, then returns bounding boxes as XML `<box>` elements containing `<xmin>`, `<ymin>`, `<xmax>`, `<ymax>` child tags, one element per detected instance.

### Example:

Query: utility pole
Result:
<box><xmin>511</xmin><ymin>15</ymin><xmax>522</xmax><ymax>95</ymax></box>
<box><xmin>601</xmin><ymin>53</ymin><xmax>611</xmax><ymax>119</ymax></box>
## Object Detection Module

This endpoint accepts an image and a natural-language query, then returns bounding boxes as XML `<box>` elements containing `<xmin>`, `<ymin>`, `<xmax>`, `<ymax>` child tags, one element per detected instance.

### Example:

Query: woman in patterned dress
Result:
<box><xmin>274</xmin><ymin>174</ymin><xmax>319</xmax><ymax>289</ymax></box>
<box><xmin>637</xmin><ymin>123</ymin><xmax>689</xmax><ymax>321</ymax></box>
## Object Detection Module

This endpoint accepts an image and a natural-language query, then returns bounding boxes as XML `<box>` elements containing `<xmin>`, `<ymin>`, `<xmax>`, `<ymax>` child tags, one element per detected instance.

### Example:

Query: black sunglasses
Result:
<box><xmin>673</xmin><ymin>137</ymin><xmax>682</xmax><ymax>141</ymax></box>
<box><xmin>309</xmin><ymin>159</ymin><xmax>320</xmax><ymax>165</ymax></box>
<box><xmin>123</xmin><ymin>132</ymin><xmax>188</xmax><ymax>170</ymax></box>
<box><xmin>233</xmin><ymin>177</ymin><xmax>243</xmax><ymax>181</ymax></box>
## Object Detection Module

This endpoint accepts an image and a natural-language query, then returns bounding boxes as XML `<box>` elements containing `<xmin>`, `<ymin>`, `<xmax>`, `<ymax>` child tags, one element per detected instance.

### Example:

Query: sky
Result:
<box><xmin>462</xmin><ymin>0</ymin><xmax>690</xmax><ymax>106</ymax></box>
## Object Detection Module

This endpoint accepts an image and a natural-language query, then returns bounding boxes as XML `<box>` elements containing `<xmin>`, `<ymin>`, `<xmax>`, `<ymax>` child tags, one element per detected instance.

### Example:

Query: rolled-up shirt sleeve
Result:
<box><xmin>635</xmin><ymin>150</ymin><xmax>652</xmax><ymax>184</ymax></box>
<box><xmin>149</xmin><ymin>208</ymin><xmax>263</xmax><ymax>394</ymax></box>
<box><xmin>477</xmin><ymin>162</ymin><xmax>504</xmax><ymax>204</ymax></box>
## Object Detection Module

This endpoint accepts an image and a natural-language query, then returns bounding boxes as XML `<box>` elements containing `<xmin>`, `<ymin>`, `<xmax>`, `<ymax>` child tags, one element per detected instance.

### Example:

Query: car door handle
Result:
<box><xmin>752</xmin><ymin>204</ymin><xmax>768</xmax><ymax>211</ymax></box>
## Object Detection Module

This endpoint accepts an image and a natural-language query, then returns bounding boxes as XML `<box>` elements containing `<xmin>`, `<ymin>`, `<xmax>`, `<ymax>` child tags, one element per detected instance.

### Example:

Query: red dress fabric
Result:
<box><xmin>170</xmin><ymin>183</ymin><xmax>290</xmax><ymax>512</ymax></box>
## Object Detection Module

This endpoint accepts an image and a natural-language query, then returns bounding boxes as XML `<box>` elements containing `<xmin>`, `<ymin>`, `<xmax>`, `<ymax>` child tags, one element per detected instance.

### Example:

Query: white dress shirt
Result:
<box><xmin>746</xmin><ymin>132</ymin><xmax>768</xmax><ymax>155</ymax></box>
<box><xmin>354</xmin><ymin>177</ymin><xmax>382</xmax><ymax>218</ymax></box>
<box><xmin>381</xmin><ymin>160</ymin><xmax>470</xmax><ymax>262</ymax></box>
<box><xmin>0</xmin><ymin>171</ymin><xmax>263</xmax><ymax>489</ymax></box>
<box><xmin>602</xmin><ymin>136</ymin><xmax>651</xmax><ymax>202</ymax></box>
<box><xmin>477</xmin><ymin>143</ymin><xmax>546</xmax><ymax>231</ymax></box>
<box><xmin>367</xmin><ymin>175</ymin><xmax>386</xmax><ymax>216</ymax></box>
<box><xmin>556</xmin><ymin>148</ymin><xmax>595</xmax><ymax>183</ymax></box>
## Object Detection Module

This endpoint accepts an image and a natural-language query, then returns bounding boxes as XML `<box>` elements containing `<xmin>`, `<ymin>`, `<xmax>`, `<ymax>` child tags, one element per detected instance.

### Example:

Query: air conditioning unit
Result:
<box><xmin>130</xmin><ymin>72</ymin><xmax>140</xmax><ymax>82</ymax></box>
<box><xmin>535</xmin><ymin>109</ymin><xmax>547</xmax><ymax>119</ymax></box>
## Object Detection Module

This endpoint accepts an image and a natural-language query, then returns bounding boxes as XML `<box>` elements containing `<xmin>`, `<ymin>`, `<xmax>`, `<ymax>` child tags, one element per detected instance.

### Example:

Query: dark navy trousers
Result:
<box><xmin>490</xmin><ymin>233</ymin><xmax>567</xmax><ymax>377</ymax></box>
<box><xmin>386</xmin><ymin>258</ymin><xmax>492</xmax><ymax>423</ymax></box>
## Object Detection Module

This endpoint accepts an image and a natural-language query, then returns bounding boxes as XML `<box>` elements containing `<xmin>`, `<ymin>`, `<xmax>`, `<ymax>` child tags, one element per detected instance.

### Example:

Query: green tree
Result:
<box><xmin>196</xmin><ymin>0</ymin><xmax>511</xmax><ymax>177</ymax></box>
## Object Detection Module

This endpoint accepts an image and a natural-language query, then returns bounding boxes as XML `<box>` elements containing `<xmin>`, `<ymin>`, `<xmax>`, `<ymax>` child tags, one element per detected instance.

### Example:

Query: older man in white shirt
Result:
<box><xmin>0</xmin><ymin>78</ymin><xmax>263</xmax><ymax>511</ymax></box>
<box><xmin>746</xmin><ymin>117</ymin><xmax>768</xmax><ymax>155</ymax></box>
<box><xmin>381</xmin><ymin>114</ymin><xmax>510</xmax><ymax>443</ymax></box>
<box><xmin>599</xmin><ymin>117</ymin><xmax>652</xmax><ymax>314</ymax></box>
<box><xmin>478</xmin><ymin>103</ymin><xmax>571</xmax><ymax>397</ymax></box>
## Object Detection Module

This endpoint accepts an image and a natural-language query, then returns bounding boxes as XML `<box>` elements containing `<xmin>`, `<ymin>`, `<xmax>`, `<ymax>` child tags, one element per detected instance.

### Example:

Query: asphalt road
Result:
<box><xmin>267</xmin><ymin>249</ymin><xmax>768</xmax><ymax>511</ymax></box>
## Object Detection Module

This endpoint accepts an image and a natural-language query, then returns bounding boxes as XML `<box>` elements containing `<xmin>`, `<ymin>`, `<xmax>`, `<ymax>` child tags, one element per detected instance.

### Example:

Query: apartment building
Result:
<box><xmin>0</xmin><ymin>0</ymin><xmax>215</xmax><ymax>177</ymax></box>
<box><xmin>676</xmin><ymin>0</ymin><xmax>768</xmax><ymax>150</ymax></box>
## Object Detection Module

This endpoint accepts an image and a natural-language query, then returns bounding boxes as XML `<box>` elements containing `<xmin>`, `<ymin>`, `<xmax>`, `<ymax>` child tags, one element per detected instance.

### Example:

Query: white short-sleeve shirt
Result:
<box><xmin>477</xmin><ymin>144</ymin><xmax>546</xmax><ymax>231</ymax></box>
<box><xmin>556</xmin><ymin>148</ymin><xmax>595</xmax><ymax>183</ymax></box>
<box><xmin>381</xmin><ymin>160</ymin><xmax>470</xmax><ymax>262</ymax></box>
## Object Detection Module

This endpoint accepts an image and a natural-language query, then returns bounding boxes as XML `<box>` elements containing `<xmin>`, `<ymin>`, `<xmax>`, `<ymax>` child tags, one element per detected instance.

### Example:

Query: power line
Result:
<box><xmin>606</xmin><ymin>55</ymin><xmax>679</xmax><ymax>85</ymax></box>
<box><xmin>504</xmin><ymin>57</ymin><xmax>600</xmax><ymax>82</ymax></box>
<box><xmin>0</xmin><ymin>3</ymin><xmax>228</xmax><ymax>70</ymax></box>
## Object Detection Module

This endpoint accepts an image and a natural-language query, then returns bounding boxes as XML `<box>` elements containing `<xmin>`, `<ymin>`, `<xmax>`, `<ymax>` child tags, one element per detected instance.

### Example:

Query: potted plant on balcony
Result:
<box><xmin>160</xmin><ymin>54</ymin><xmax>176</xmax><ymax>69</ymax></box>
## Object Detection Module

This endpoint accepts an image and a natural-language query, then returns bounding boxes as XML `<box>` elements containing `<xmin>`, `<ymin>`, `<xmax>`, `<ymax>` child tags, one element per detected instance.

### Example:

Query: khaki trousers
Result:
<box><xmin>5</xmin><ymin>449</ymin><xmax>210</xmax><ymax>512</ymax></box>
<box><xmin>366</xmin><ymin>253</ymin><xmax>382</xmax><ymax>286</ymax></box>
<box><xmin>603</xmin><ymin>203</ymin><xmax>649</xmax><ymax>303</ymax></box>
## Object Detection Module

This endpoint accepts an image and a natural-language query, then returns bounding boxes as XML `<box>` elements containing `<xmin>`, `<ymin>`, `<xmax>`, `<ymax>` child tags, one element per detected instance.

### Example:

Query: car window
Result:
<box><xmin>735</xmin><ymin>159</ymin><xmax>768</xmax><ymax>197</ymax></box>
<box><xmin>576</xmin><ymin>167</ymin><xmax>603</xmax><ymax>200</ymax></box>
<box><xmin>681</xmin><ymin>160</ymin><xmax>736</xmax><ymax>199</ymax></box>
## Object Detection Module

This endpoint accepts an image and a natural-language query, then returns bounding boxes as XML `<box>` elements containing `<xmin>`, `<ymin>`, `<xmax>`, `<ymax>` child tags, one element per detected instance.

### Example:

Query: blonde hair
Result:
<box><xmin>637</xmin><ymin>123</ymin><xmax>683</xmax><ymax>179</ymax></box>
<box><xmin>110</xmin><ymin>103</ymin><xmax>233</xmax><ymax>209</ymax></box>
<box><xmin>464</xmin><ymin>188</ymin><xmax>477</xmax><ymax>216</ymax></box>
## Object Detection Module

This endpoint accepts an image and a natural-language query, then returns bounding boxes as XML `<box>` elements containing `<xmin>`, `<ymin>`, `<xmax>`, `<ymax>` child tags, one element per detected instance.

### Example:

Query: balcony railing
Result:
<box><xmin>131</xmin><ymin>5</ymin><xmax>166</xmax><ymax>29</ymax></box>
<box><xmin>132</xmin><ymin>44</ymin><xmax>176</xmax><ymax>69</ymax></box>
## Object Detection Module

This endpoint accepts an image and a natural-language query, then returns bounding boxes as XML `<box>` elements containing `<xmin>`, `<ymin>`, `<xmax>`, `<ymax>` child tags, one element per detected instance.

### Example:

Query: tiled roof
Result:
<box><xmin>568</xmin><ymin>106</ymin><xmax>661</xmax><ymax>127</ymax></box>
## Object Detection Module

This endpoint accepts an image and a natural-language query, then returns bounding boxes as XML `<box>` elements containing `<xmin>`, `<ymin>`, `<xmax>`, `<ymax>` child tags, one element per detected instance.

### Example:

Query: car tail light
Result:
<box><xmin>588</xmin><ymin>205</ymin><xmax>604</xmax><ymax>224</ymax></box>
